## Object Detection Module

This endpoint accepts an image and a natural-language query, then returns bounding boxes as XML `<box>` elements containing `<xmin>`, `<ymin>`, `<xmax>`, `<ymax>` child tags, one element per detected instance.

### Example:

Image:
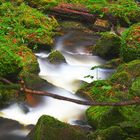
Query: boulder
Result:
<box><xmin>28</xmin><ymin>115</ymin><xmax>90</xmax><ymax>140</ymax></box>
<box><xmin>88</xmin><ymin>126</ymin><xmax>125</xmax><ymax>140</ymax></box>
<box><xmin>121</xmin><ymin>23</ymin><xmax>140</xmax><ymax>62</ymax></box>
<box><xmin>92</xmin><ymin>32</ymin><xmax>121</xmax><ymax>59</ymax></box>
<box><xmin>48</xmin><ymin>50</ymin><xmax>66</xmax><ymax>64</ymax></box>
<box><xmin>86</xmin><ymin>106</ymin><xmax>126</xmax><ymax>129</ymax></box>
<box><xmin>92</xmin><ymin>19</ymin><xmax>111</xmax><ymax>32</ymax></box>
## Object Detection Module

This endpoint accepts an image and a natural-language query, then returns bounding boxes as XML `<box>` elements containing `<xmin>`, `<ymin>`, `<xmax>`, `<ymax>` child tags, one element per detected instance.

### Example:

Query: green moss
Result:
<box><xmin>88</xmin><ymin>126</ymin><xmax>125</xmax><ymax>140</ymax></box>
<box><xmin>121</xmin><ymin>23</ymin><xmax>140</xmax><ymax>62</ymax></box>
<box><xmin>99</xmin><ymin>58</ymin><xmax>123</xmax><ymax>69</ymax></box>
<box><xmin>130</xmin><ymin>77</ymin><xmax>140</xmax><ymax>97</ymax></box>
<box><xmin>93</xmin><ymin>32</ymin><xmax>121</xmax><ymax>59</ymax></box>
<box><xmin>110</xmin><ymin>71</ymin><xmax>131</xmax><ymax>86</ymax></box>
<box><xmin>0</xmin><ymin>2</ymin><xmax>59</xmax><ymax>50</ymax></box>
<box><xmin>0</xmin><ymin>85</ymin><xmax>19</xmax><ymax>106</ymax></box>
<box><xmin>29</xmin><ymin>115</ymin><xmax>90</xmax><ymax>140</ymax></box>
<box><xmin>86</xmin><ymin>107</ymin><xmax>126</xmax><ymax>129</ymax></box>
<box><xmin>0</xmin><ymin>36</ymin><xmax>22</xmax><ymax>77</ymax></box>
<box><xmin>48</xmin><ymin>50</ymin><xmax>66</xmax><ymax>64</ymax></box>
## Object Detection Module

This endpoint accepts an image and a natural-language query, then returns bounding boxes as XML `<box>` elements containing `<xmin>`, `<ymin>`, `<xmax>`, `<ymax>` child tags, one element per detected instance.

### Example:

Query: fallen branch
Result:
<box><xmin>49</xmin><ymin>4</ymin><xmax>98</xmax><ymax>23</ymax></box>
<box><xmin>20</xmin><ymin>80</ymin><xmax>140</xmax><ymax>106</ymax></box>
<box><xmin>0</xmin><ymin>77</ymin><xmax>13</xmax><ymax>85</ymax></box>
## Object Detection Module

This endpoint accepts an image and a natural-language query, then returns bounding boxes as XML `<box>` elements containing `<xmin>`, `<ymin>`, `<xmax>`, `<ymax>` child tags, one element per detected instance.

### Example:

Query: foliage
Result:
<box><xmin>121</xmin><ymin>23</ymin><xmax>140</xmax><ymax>62</ymax></box>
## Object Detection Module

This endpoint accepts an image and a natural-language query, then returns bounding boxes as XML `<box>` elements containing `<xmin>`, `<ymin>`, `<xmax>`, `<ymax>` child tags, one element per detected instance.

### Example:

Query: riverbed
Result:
<box><xmin>0</xmin><ymin>30</ymin><xmax>114</xmax><ymax>139</ymax></box>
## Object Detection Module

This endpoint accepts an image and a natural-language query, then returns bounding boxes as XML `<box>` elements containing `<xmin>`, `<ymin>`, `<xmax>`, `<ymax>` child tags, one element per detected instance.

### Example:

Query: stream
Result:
<box><xmin>0</xmin><ymin>30</ymin><xmax>114</xmax><ymax>139</ymax></box>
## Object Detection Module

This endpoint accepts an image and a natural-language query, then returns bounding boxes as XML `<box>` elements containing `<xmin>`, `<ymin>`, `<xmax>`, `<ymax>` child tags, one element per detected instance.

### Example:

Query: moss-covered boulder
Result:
<box><xmin>0</xmin><ymin>87</ymin><xmax>19</xmax><ymax>107</ymax></box>
<box><xmin>48</xmin><ymin>50</ymin><xmax>66</xmax><ymax>64</ymax></box>
<box><xmin>92</xmin><ymin>32</ymin><xmax>121</xmax><ymax>59</ymax></box>
<box><xmin>19</xmin><ymin>46</ymin><xmax>46</xmax><ymax>90</ymax></box>
<box><xmin>86</xmin><ymin>107</ymin><xmax>126</xmax><ymax>129</ymax></box>
<box><xmin>0</xmin><ymin>2</ymin><xmax>59</xmax><ymax>50</ymax></box>
<box><xmin>28</xmin><ymin>115</ymin><xmax>90</xmax><ymax>140</ymax></box>
<box><xmin>121</xmin><ymin>23</ymin><xmax>140</xmax><ymax>62</ymax></box>
<box><xmin>88</xmin><ymin>126</ymin><xmax>125</xmax><ymax>140</ymax></box>
<box><xmin>130</xmin><ymin>77</ymin><xmax>140</xmax><ymax>97</ymax></box>
<box><xmin>93</xmin><ymin>19</ymin><xmax>111</xmax><ymax>32</ymax></box>
<box><xmin>110</xmin><ymin>60</ymin><xmax>140</xmax><ymax>87</ymax></box>
<box><xmin>77</xmin><ymin>59</ymin><xmax>140</xmax><ymax>137</ymax></box>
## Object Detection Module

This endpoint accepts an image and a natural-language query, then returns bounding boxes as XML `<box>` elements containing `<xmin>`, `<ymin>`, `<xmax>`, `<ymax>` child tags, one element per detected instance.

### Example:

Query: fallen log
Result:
<box><xmin>49</xmin><ymin>4</ymin><xmax>98</xmax><ymax>23</ymax></box>
<box><xmin>20</xmin><ymin>80</ymin><xmax>140</xmax><ymax>106</ymax></box>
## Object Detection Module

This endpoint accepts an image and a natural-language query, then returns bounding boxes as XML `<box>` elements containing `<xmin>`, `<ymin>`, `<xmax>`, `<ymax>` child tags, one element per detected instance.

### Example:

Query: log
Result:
<box><xmin>20</xmin><ymin>80</ymin><xmax>140</xmax><ymax>107</ymax></box>
<box><xmin>49</xmin><ymin>4</ymin><xmax>98</xmax><ymax>23</ymax></box>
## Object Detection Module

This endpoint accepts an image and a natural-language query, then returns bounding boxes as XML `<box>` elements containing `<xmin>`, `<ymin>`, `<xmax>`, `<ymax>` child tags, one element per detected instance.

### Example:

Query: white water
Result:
<box><xmin>0</xmin><ymin>32</ymin><xmax>113</xmax><ymax>128</ymax></box>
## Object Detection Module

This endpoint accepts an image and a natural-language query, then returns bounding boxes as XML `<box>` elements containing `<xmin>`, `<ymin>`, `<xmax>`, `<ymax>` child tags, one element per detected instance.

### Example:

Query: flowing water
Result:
<box><xmin>0</xmin><ymin>31</ymin><xmax>114</xmax><ymax>139</ymax></box>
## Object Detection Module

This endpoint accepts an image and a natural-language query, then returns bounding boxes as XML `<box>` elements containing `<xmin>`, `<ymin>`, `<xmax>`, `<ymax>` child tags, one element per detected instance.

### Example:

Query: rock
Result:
<box><xmin>110</xmin><ymin>60</ymin><xmax>140</xmax><ymax>87</ymax></box>
<box><xmin>86</xmin><ymin>107</ymin><xmax>126</xmax><ymax>129</ymax></box>
<box><xmin>121</xmin><ymin>23</ymin><xmax>140</xmax><ymax>62</ymax></box>
<box><xmin>92</xmin><ymin>19</ymin><xmax>111</xmax><ymax>32</ymax></box>
<box><xmin>19</xmin><ymin>46</ymin><xmax>47</xmax><ymax>90</ymax></box>
<box><xmin>88</xmin><ymin>126</ymin><xmax>125</xmax><ymax>140</ymax></box>
<box><xmin>48</xmin><ymin>50</ymin><xmax>66</xmax><ymax>64</ymax></box>
<box><xmin>0</xmin><ymin>88</ymin><xmax>19</xmax><ymax>107</ymax></box>
<box><xmin>92</xmin><ymin>32</ymin><xmax>121</xmax><ymax>59</ymax></box>
<box><xmin>60</xmin><ymin>21</ymin><xmax>90</xmax><ymax>33</ymax></box>
<box><xmin>130</xmin><ymin>77</ymin><xmax>140</xmax><ymax>97</ymax></box>
<box><xmin>28</xmin><ymin>115</ymin><xmax>90</xmax><ymax>140</ymax></box>
<box><xmin>99</xmin><ymin>58</ymin><xmax>123</xmax><ymax>69</ymax></box>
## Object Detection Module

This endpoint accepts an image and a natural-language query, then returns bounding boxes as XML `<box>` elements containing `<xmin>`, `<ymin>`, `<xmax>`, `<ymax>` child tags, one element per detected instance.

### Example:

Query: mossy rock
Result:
<box><xmin>0</xmin><ymin>36</ymin><xmax>23</xmax><ymax>78</ymax></box>
<box><xmin>0</xmin><ymin>2</ymin><xmax>59</xmax><ymax>50</ymax></box>
<box><xmin>121</xmin><ymin>23</ymin><xmax>140</xmax><ymax>62</ymax></box>
<box><xmin>110</xmin><ymin>71</ymin><xmax>131</xmax><ymax>87</ymax></box>
<box><xmin>88</xmin><ymin>126</ymin><xmax>125</xmax><ymax>140</ymax></box>
<box><xmin>28</xmin><ymin>115</ymin><xmax>90</xmax><ymax>140</ymax></box>
<box><xmin>48</xmin><ymin>50</ymin><xmax>66</xmax><ymax>64</ymax></box>
<box><xmin>130</xmin><ymin>77</ymin><xmax>140</xmax><ymax>97</ymax></box>
<box><xmin>99</xmin><ymin>58</ymin><xmax>123</xmax><ymax>69</ymax></box>
<box><xmin>0</xmin><ymin>86</ymin><xmax>19</xmax><ymax>106</ymax></box>
<box><xmin>86</xmin><ymin>107</ymin><xmax>126</xmax><ymax>129</ymax></box>
<box><xmin>93</xmin><ymin>32</ymin><xmax>121</xmax><ymax>59</ymax></box>
<box><xmin>111</xmin><ymin>60</ymin><xmax>140</xmax><ymax>86</ymax></box>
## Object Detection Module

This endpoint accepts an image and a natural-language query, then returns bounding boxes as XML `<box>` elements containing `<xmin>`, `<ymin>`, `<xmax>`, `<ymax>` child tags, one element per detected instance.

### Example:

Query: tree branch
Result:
<box><xmin>20</xmin><ymin>80</ymin><xmax>140</xmax><ymax>106</ymax></box>
<box><xmin>0</xmin><ymin>77</ymin><xmax>13</xmax><ymax>85</ymax></box>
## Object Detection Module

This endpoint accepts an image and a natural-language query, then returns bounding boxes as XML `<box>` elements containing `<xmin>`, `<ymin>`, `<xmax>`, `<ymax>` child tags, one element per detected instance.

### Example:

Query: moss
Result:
<box><xmin>0</xmin><ymin>86</ymin><xmax>19</xmax><ymax>106</ymax></box>
<box><xmin>99</xmin><ymin>58</ymin><xmax>123</xmax><ymax>69</ymax></box>
<box><xmin>115</xmin><ymin>60</ymin><xmax>140</xmax><ymax>80</ymax></box>
<box><xmin>88</xmin><ymin>126</ymin><xmax>125</xmax><ymax>140</ymax></box>
<box><xmin>86</xmin><ymin>107</ymin><xmax>126</xmax><ymax>129</ymax></box>
<box><xmin>93</xmin><ymin>32</ymin><xmax>121</xmax><ymax>59</ymax></box>
<box><xmin>110</xmin><ymin>71</ymin><xmax>131</xmax><ymax>86</ymax></box>
<box><xmin>0</xmin><ymin>36</ymin><xmax>22</xmax><ymax>77</ymax></box>
<box><xmin>130</xmin><ymin>77</ymin><xmax>140</xmax><ymax>97</ymax></box>
<box><xmin>121</xmin><ymin>23</ymin><xmax>140</xmax><ymax>62</ymax></box>
<box><xmin>48</xmin><ymin>50</ymin><xmax>66</xmax><ymax>64</ymax></box>
<box><xmin>0</xmin><ymin>2</ymin><xmax>59</xmax><ymax>50</ymax></box>
<box><xmin>28</xmin><ymin>115</ymin><xmax>90</xmax><ymax>140</ymax></box>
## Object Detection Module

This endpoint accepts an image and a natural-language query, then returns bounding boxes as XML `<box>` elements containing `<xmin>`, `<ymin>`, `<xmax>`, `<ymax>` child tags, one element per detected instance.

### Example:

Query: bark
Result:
<box><xmin>49</xmin><ymin>4</ymin><xmax>98</xmax><ymax>23</ymax></box>
<box><xmin>0</xmin><ymin>77</ymin><xmax>13</xmax><ymax>85</ymax></box>
<box><xmin>20</xmin><ymin>80</ymin><xmax>140</xmax><ymax>107</ymax></box>
<box><xmin>49</xmin><ymin>4</ymin><xmax>121</xmax><ymax>35</ymax></box>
